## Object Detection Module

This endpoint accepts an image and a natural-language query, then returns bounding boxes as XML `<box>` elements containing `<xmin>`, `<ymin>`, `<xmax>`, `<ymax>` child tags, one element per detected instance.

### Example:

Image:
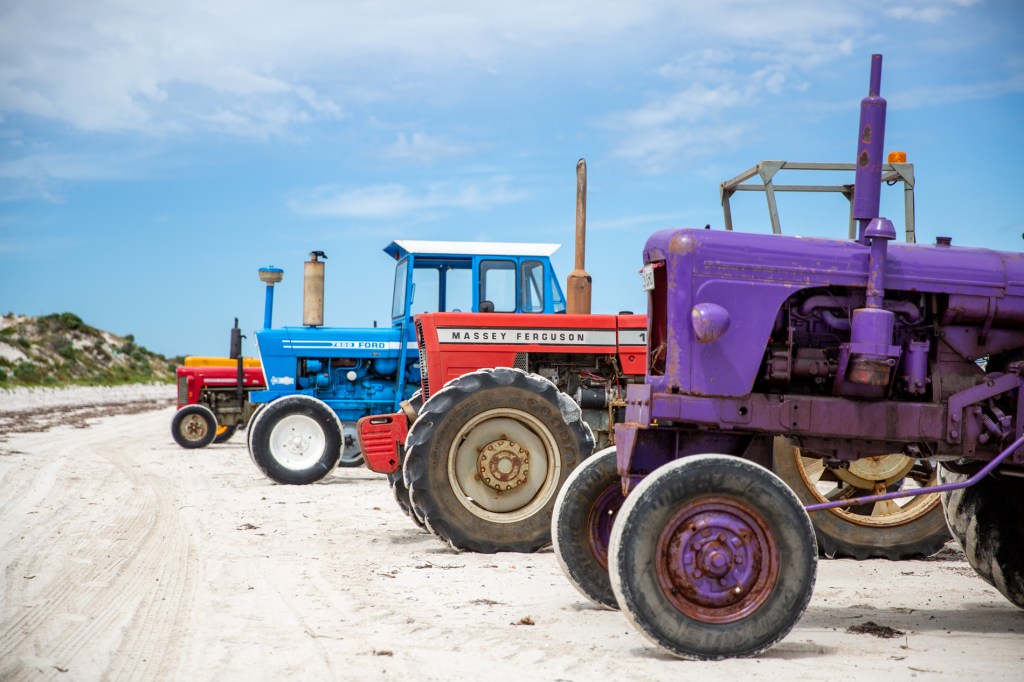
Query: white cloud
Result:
<box><xmin>892</xmin><ymin>72</ymin><xmax>1024</xmax><ymax>108</ymax></box>
<box><xmin>886</xmin><ymin>0</ymin><xmax>984</xmax><ymax>23</ymax></box>
<box><xmin>382</xmin><ymin>132</ymin><xmax>473</xmax><ymax>163</ymax></box>
<box><xmin>0</xmin><ymin>1</ymin><xmax>881</xmax><ymax>139</ymax></box>
<box><xmin>886</xmin><ymin>6</ymin><xmax>952</xmax><ymax>23</ymax></box>
<box><xmin>589</xmin><ymin>211</ymin><xmax>690</xmax><ymax>232</ymax></box>
<box><xmin>290</xmin><ymin>177</ymin><xmax>527</xmax><ymax>219</ymax></box>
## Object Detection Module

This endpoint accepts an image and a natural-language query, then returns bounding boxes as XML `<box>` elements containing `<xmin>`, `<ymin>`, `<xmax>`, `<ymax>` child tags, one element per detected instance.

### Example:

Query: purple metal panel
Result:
<box><xmin>642</xmin><ymin>227</ymin><xmax>1022</xmax><ymax>400</ymax></box>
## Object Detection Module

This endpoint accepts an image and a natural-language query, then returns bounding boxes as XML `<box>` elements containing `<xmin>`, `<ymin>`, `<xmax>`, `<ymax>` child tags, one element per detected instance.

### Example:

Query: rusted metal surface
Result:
<box><xmin>477</xmin><ymin>437</ymin><xmax>530</xmax><ymax>491</ymax></box>
<box><xmin>655</xmin><ymin>496</ymin><xmax>779</xmax><ymax>624</ymax></box>
<box><xmin>566</xmin><ymin>158</ymin><xmax>592</xmax><ymax>315</ymax></box>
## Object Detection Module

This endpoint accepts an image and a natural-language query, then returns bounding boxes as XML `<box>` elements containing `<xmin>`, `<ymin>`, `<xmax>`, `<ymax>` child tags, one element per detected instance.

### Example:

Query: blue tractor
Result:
<box><xmin>247</xmin><ymin>240</ymin><xmax>567</xmax><ymax>484</ymax></box>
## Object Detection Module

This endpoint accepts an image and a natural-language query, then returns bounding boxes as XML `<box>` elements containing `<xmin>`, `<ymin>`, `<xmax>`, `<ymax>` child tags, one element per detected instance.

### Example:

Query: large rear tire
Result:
<box><xmin>248</xmin><ymin>395</ymin><xmax>343</xmax><ymax>485</ymax></box>
<box><xmin>610</xmin><ymin>455</ymin><xmax>817</xmax><ymax>660</ymax></box>
<box><xmin>940</xmin><ymin>465</ymin><xmax>1024</xmax><ymax>609</ymax></box>
<box><xmin>773</xmin><ymin>439</ymin><xmax>949</xmax><ymax>559</ymax></box>
<box><xmin>403</xmin><ymin>368</ymin><xmax>593</xmax><ymax>553</ymax></box>
<box><xmin>171</xmin><ymin>404</ymin><xmax>218</xmax><ymax>449</ymax></box>
<box><xmin>388</xmin><ymin>471</ymin><xmax>426</xmax><ymax>530</ymax></box>
<box><xmin>552</xmin><ymin>446</ymin><xmax>622</xmax><ymax>609</ymax></box>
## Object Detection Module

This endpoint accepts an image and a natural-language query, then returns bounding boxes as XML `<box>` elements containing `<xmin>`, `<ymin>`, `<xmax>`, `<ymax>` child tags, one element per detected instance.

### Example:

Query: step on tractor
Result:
<box><xmin>549</xmin><ymin>54</ymin><xmax>1024</xmax><ymax>660</ymax></box>
<box><xmin>358</xmin><ymin>114</ymin><xmax>947</xmax><ymax>561</ymax></box>
<box><xmin>171</xmin><ymin>319</ymin><xmax>265</xmax><ymax>448</ymax></box>
<box><xmin>246</xmin><ymin>242</ymin><xmax>569</xmax><ymax>484</ymax></box>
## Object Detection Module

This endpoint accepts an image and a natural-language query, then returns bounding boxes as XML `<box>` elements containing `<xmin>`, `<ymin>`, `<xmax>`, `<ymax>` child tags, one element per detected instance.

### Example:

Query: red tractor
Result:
<box><xmin>171</xmin><ymin>320</ymin><xmax>266</xmax><ymax>448</ymax></box>
<box><xmin>358</xmin><ymin>161</ymin><xmax>648</xmax><ymax>552</ymax></box>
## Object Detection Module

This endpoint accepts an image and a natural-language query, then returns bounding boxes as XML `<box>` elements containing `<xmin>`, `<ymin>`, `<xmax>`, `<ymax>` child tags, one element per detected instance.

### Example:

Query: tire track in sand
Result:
<box><xmin>0</xmin><ymin>410</ymin><xmax>197</xmax><ymax>680</ymax></box>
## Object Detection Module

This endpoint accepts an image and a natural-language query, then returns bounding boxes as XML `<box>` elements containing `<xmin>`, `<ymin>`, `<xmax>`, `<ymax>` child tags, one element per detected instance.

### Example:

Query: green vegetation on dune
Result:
<box><xmin>0</xmin><ymin>312</ymin><xmax>178</xmax><ymax>388</ymax></box>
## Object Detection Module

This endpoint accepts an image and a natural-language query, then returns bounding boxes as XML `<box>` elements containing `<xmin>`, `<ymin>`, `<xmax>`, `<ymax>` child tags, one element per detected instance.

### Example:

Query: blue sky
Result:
<box><xmin>1</xmin><ymin>0</ymin><xmax>1021</xmax><ymax>358</ymax></box>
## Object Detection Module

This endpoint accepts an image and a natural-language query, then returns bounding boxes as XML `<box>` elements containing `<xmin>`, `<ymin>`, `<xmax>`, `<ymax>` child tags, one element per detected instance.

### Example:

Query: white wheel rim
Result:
<box><xmin>447</xmin><ymin>408</ymin><xmax>560</xmax><ymax>524</ymax></box>
<box><xmin>269</xmin><ymin>414</ymin><xmax>327</xmax><ymax>471</ymax></box>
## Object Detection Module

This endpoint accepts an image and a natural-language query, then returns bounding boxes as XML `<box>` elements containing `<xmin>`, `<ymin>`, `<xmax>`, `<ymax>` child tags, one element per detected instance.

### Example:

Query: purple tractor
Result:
<box><xmin>551</xmin><ymin>54</ymin><xmax>1024</xmax><ymax>659</ymax></box>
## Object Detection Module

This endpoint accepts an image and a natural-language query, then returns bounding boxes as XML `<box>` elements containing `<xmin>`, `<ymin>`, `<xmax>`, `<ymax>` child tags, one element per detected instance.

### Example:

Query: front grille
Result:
<box><xmin>416</xmin><ymin>320</ymin><xmax>430</xmax><ymax>399</ymax></box>
<box><xmin>513</xmin><ymin>353</ymin><xmax>529</xmax><ymax>371</ymax></box>
<box><xmin>177</xmin><ymin>377</ymin><xmax>189</xmax><ymax>405</ymax></box>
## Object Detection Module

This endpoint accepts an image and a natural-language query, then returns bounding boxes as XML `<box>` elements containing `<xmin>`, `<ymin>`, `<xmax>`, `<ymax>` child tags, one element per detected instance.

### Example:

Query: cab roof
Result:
<box><xmin>383</xmin><ymin>240</ymin><xmax>561</xmax><ymax>260</ymax></box>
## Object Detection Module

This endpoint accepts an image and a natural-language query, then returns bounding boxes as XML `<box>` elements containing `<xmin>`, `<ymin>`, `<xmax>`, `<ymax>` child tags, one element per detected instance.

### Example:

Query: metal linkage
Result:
<box><xmin>805</xmin><ymin>435</ymin><xmax>1024</xmax><ymax>513</ymax></box>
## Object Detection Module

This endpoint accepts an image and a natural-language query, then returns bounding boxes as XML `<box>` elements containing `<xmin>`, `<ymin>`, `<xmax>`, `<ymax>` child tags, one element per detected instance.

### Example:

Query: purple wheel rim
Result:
<box><xmin>655</xmin><ymin>496</ymin><xmax>779</xmax><ymax>624</ymax></box>
<box><xmin>587</xmin><ymin>483</ymin><xmax>625</xmax><ymax>570</ymax></box>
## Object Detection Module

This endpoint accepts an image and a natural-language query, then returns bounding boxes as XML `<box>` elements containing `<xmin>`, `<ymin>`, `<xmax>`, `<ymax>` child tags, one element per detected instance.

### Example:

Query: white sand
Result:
<box><xmin>0</xmin><ymin>391</ymin><xmax>1021</xmax><ymax>680</ymax></box>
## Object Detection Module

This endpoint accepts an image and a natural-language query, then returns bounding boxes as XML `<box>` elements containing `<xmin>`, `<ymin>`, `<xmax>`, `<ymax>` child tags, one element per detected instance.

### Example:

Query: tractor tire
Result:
<box><xmin>246</xmin><ymin>403</ymin><xmax>267</xmax><ymax>464</ymax></box>
<box><xmin>940</xmin><ymin>465</ymin><xmax>1024</xmax><ymax>609</ymax></box>
<box><xmin>387</xmin><ymin>387</ymin><xmax>428</xmax><ymax>524</ymax></box>
<box><xmin>213</xmin><ymin>424</ymin><xmax>239</xmax><ymax>444</ymax></box>
<box><xmin>388</xmin><ymin>470</ymin><xmax>426</xmax><ymax>530</ymax></box>
<box><xmin>248</xmin><ymin>395</ymin><xmax>343</xmax><ymax>485</ymax></box>
<box><xmin>609</xmin><ymin>455</ymin><xmax>817</xmax><ymax>660</ymax></box>
<box><xmin>403</xmin><ymin>368</ymin><xmax>594</xmax><ymax>553</ymax></box>
<box><xmin>773</xmin><ymin>438</ymin><xmax>949</xmax><ymax>559</ymax></box>
<box><xmin>552</xmin><ymin>446</ymin><xmax>623</xmax><ymax>609</ymax></box>
<box><xmin>171</xmin><ymin>404</ymin><xmax>218</xmax><ymax>449</ymax></box>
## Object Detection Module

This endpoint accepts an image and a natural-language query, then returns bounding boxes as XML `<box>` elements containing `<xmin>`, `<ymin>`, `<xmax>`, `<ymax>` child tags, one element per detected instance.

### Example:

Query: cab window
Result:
<box><xmin>391</xmin><ymin>258</ymin><xmax>409</xmax><ymax>319</ymax></box>
<box><xmin>520</xmin><ymin>260</ymin><xmax>545</xmax><ymax>313</ymax></box>
<box><xmin>445</xmin><ymin>267</ymin><xmax>472</xmax><ymax>312</ymax></box>
<box><xmin>480</xmin><ymin>259</ymin><xmax>517</xmax><ymax>312</ymax></box>
<box><xmin>411</xmin><ymin>266</ymin><xmax>440</xmax><ymax>313</ymax></box>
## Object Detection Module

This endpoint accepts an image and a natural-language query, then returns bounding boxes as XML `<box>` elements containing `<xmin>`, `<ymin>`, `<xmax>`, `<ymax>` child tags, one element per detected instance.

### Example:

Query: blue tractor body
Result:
<box><xmin>247</xmin><ymin>240</ymin><xmax>567</xmax><ymax>481</ymax></box>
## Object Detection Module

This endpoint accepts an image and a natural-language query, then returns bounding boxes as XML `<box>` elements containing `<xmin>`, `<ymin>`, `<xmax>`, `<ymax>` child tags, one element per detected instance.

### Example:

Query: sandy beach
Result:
<box><xmin>0</xmin><ymin>386</ymin><xmax>1020</xmax><ymax>680</ymax></box>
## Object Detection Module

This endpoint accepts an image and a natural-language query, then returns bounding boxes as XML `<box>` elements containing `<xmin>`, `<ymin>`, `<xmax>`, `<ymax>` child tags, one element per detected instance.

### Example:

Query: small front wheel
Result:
<box><xmin>248</xmin><ymin>395</ymin><xmax>343</xmax><ymax>485</ymax></box>
<box><xmin>552</xmin><ymin>446</ymin><xmax>623</xmax><ymax>609</ymax></box>
<box><xmin>171</xmin><ymin>404</ymin><xmax>218</xmax><ymax>449</ymax></box>
<box><xmin>610</xmin><ymin>455</ymin><xmax>817</xmax><ymax>660</ymax></box>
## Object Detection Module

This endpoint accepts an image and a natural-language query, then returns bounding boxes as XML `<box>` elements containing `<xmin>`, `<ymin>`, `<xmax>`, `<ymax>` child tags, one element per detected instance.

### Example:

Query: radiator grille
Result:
<box><xmin>176</xmin><ymin>377</ymin><xmax>189</xmax><ymax>405</ymax></box>
<box><xmin>513</xmin><ymin>353</ymin><xmax>529</xmax><ymax>371</ymax></box>
<box><xmin>416</xmin><ymin>320</ymin><xmax>430</xmax><ymax>399</ymax></box>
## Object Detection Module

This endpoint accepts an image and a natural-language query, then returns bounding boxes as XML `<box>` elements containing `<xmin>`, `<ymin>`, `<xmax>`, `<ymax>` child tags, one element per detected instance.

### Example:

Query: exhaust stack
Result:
<box><xmin>566</xmin><ymin>158</ymin><xmax>592</xmax><ymax>314</ymax></box>
<box><xmin>854</xmin><ymin>54</ymin><xmax>887</xmax><ymax>244</ymax></box>
<box><xmin>304</xmin><ymin>250</ymin><xmax>327</xmax><ymax>327</ymax></box>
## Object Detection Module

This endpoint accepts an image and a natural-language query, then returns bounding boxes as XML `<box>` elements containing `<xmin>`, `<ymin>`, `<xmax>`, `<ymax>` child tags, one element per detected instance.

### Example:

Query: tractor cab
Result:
<box><xmin>384</xmin><ymin>240</ymin><xmax>566</xmax><ymax>325</ymax></box>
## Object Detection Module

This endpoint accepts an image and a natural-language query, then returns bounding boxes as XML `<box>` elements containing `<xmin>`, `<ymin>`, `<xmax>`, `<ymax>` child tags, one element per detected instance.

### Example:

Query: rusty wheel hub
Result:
<box><xmin>182</xmin><ymin>414</ymin><xmax>209</xmax><ymax>439</ymax></box>
<box><xmin>478</xmin><ymin>437</ymin><xmax>530</xmax><ymax>491</ymax></box>
<box><xmin>656</xmin><ymin>497</ymin><xmax>779</xmax><ymax>624</ymax></box>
